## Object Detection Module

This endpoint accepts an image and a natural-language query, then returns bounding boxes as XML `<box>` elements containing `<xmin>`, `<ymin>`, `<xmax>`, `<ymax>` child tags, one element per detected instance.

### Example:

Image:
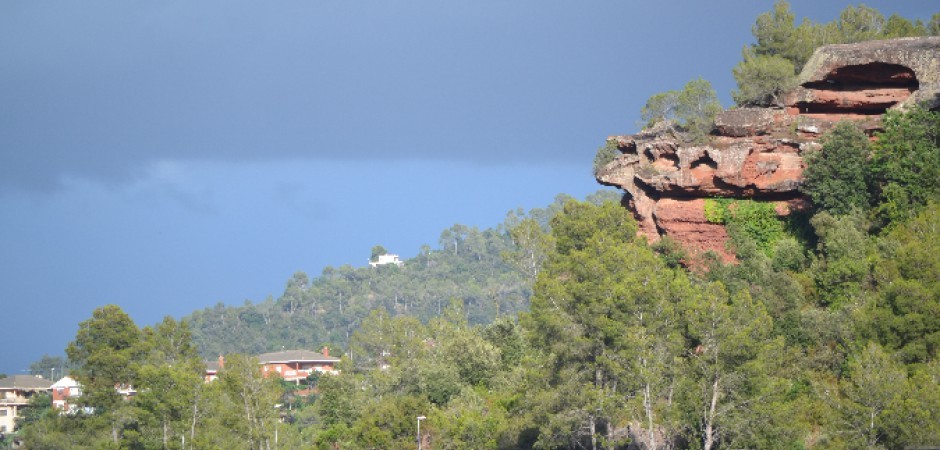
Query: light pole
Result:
<box><xmin>416</xmin><ymin>416</ymin><xmax>427</xmax><ymax>450</ymax></box>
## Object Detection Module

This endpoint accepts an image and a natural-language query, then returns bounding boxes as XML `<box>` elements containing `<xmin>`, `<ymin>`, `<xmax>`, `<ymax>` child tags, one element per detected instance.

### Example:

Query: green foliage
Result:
<box><xmin>892</xmin><ymin>362</ymin><xmax>940</xmax><ymax>447</ymax></box>
<box><xmin>350</xmin><ymin>394</ymin><xmax>430</xmax><ymax>449</ymax></box>
<box><xmin>316</xmin><ymin>372</ymin><xmax>358</xmax><ymax>427</ymax></box>
<box><xmin>482</xmin><ymin>317</ymin><xmax>526</xmax><ymax>366</ymax></box>
<box><xmin>527</xmin><ymin>199</ymin><xmax>680</xmax><ymax>448</ymax></box>
<box><xmin>528</xmin><ymin>200</ymin><xmax>795</xmax><ymax>450</ymax></box>
<box><xmin>681</xmin><ymin>286</ymin><xmax>782</xmax><ymax>450</ymax></box>
<box><xmin>16</xmin><ymin>392</ymin><xmax>52</xmax><ymax>429</ymax></box>
<box><xmin>23</xmin><ymin>306</ymin><xmax>240</xmax><ymax>449</ymax></box>
<box><xmin>445</xmin><ymin>331</ymin><xmax>501</xmax><ymax>387</ymax></box>
<box><xmin>134</xmin><ymin>316</ymin><xmax>205</xmax><ymax>448</ymax></box>
<box><xmin>370</xmin><ymin>244</ymin><xmax>388</xmax><ymax>261</ymax></box>
<box><xmin>881</xmin><ymin>14</ymin><xmax>927</xmax><ymax>39</ymax></box>
<box><xmin>211</xmin><ymin>353</ymin><xmax>282</xmax><ymax>449</ymax></box>
<box><xmin>835</xmin><ymin>343</ymin><xmax>909</xmax><ymax>449</ymax></box>
<box><xmin>800</xmin><ymin>121</ymin><xmax>872</xmax><ymax>215</ymax></box>
<box><xmin>870</xmin><ymin>106</ymin><xmax>940</xmax><ymax>226</ymax></box>
<box><xmin>861</xmin><ymin>203</ymin><xmax>940</xmax><ymax>364</ymax></box>
<box><xmin>749</xmin><ymin>1</ymin><xmax>820</xmax><ymax>70</ymax></box>
<box><xmin>187</xmin><ymin>210</ymin><xmax>536</xmax><ymax>358</ymax></box>
<box><xmin>809</xmin><ymin>212</ymin><xmax>871</xmax><ymax>307</ymax></box>
<box><xmin>730</xmin><ymin>200</ymin><xmax>786</xmax><ymax>255</ymax></box>
<box><xmin>703</xmin><ymin>197</ymin><xmax>732</xmax><ymax>224</ymax></box>
<box><xmin>592</xmin><ymin>138</ymin><xmax>620</xmax><ymax>175</ymax></box>
<box><xmin>551</xmin><ymin>198</ymin><xmax>637</xmax><ymax>255</ymax></box>
<box><xmin>642</xmin><ymin>90</ymin><xmax>678</xmax><ymax>129</ymax></box>
<box><xmin>641</xmin><ymin>78</ymin><xmax>722</xmax><ymax>143</ymax></box>
<box><xmin>651</xmin><ymin>235</ymin><xmax>689</xmax><ymax>268</ymax></box>
<box><xmin>19</xmin><ymin>413</ymin><xmax>115</xmax><ymax>449</ymax></box>
<box><xmin>21</xmin><ymin>184</ymin><xmax>940</xmax><ymax>449</ymax></box>
<box><xmin>434</xmin><ymin>388</ymin><xmax>506</xmax><ymax>450</ymax></box>
<box><xmin>502</xmin><ymin>215</ymin><xmax>555</xmax><ymax>282</ymax></box>
<box><xmin>314</xmin><ymin>299</ymin><xmax>526</xmax><ymax>449</ymax></box>
<box><xmin>771</xmin><ymin>237</ymin><xmax>807</xmax><ymax>272</ymax></box>
<box><xmin>186</xmin><ymin>192</ymin><xmax>602</xmax><ymax>362</ymax></box>
<box><xmin>65</xmin><ymin>304</ymin><xmax>143</xmax><ymax>410</ymax></box>
<box><xmin>705</xmin><ymin>198</ymin><xmax>785</xmax><ymax>256</ymax></box>
<box><xmin>731</xmin><ymin>52</ymin><xmax>796</xmax><ymax>106</ymax></box>
<box><xmin>834</xmin><ymin>5</ymin><xmax>885</xmax><ymax>43</ymax></box>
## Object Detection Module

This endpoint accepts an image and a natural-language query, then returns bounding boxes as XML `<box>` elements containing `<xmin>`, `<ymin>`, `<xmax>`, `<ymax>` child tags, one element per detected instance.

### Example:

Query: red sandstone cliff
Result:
<box><xmin>596</xmin><ymin>37</ymin><xmax>940</xmax><ymax>261</ymax></box>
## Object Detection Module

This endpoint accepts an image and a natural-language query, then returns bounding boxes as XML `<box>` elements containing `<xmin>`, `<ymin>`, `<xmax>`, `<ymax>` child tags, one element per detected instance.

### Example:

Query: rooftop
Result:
<box><xmin>50</xmin><ymin>376</ymin><xmax>80</xmax><ymax>389</ymax></box>
<box><xmin>256</xmin><ymin>349</ymin><xmax>339</xmax><ymax>364</ymax></box>
<box><xmin>0</xmin><ymin>375</ymin><xmax>53</xmax><ymax>391</ymax></box>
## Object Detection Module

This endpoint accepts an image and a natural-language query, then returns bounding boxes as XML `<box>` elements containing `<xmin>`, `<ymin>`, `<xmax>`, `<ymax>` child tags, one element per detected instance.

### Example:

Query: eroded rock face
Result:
<box><xmin>597</xmin><ymin>37</ymin><xmax>940</xmax><ymax>261</ymax></box>
<box><xmin>653</xmin><ymin>198</ymin><xmax>736</xmax><ymax>262</ymax></box>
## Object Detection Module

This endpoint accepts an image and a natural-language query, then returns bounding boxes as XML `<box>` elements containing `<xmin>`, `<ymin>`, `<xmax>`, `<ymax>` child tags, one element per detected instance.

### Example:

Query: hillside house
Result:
<box><xmin>369</xmin><ymin>253</ymin><xmax>404</xmax><ymax>268</ymax></box>
<box><xmin>0</xmin><ymin>375</ymin><xmax>52</xmax><ymax>433</ymax></box>
<box><xmin>50</xmin><ymin>376</ymin><xmax>82</xmax><ymax>413</ymax></box>
<box><xmin>204</xmin><ymin>355</ymin><xmax>224</xmax><ymax>382</ymax></box>
<box><xmin>258</xmin><ymin>348</ymin><xmax>340</xmax><ymax>383</ymax></box>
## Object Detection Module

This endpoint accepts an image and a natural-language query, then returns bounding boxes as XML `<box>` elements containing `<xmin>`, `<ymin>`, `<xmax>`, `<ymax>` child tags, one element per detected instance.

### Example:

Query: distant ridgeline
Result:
<box><xmin>185</xmin><ymin>190</ymin><xmax>621</xmax><ymax>359</ymax></box>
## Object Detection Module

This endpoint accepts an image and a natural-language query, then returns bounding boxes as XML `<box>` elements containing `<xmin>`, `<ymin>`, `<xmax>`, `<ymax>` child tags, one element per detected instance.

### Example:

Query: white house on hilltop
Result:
<box><xmin>369</xmin><ymin>253</ymin><xmax>403</xmax><ymax>268</ymax></box>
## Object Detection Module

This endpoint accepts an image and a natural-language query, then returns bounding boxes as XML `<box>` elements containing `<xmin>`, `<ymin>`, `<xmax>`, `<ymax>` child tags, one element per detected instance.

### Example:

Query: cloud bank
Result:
<box><xmin>1</xmin><ymin>0</ymin><xmax>637</xmax><ymax>191</ymax></box>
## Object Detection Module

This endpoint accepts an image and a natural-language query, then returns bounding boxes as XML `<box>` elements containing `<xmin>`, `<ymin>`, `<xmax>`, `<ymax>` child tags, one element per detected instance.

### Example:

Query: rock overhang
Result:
<box><xmin>596</xmin><ymin>37</ymin><xmax>940</xmax><ymax>261</ymax></box>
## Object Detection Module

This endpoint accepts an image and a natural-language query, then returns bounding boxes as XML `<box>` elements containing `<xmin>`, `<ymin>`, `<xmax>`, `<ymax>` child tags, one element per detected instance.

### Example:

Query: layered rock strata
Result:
<box><xmin>596</xmin><ymin>37</ymin><xmax>940</xmax><ymax>260</ymax></box>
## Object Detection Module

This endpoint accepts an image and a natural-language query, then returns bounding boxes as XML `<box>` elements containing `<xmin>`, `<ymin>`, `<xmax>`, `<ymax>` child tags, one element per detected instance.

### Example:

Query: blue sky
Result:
<box><xmin>1</xmin><ymin>1</ymin><xmax>936</xmax><ymax>375</ymax></box>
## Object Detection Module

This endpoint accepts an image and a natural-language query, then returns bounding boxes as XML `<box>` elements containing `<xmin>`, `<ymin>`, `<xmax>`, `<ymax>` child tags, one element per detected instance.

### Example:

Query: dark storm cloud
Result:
<box><xmin>0</xmin><ymin>0</ymin><xmax>625</xmax><ymax>192</ymax></box>
<box><xmin>7</xmin><ymin>1</ymin><xmax>933</xmax><ymax>192</ymax></box>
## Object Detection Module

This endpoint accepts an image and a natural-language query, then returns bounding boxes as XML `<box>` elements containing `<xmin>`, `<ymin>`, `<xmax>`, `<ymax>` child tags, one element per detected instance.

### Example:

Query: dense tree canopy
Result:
<box><xmin>800</xmin><ymin>121</ymin><xmax>872</xmax><ymax>215</ymax></box>
<box><xmin>870</xmin><ymin>106</ymin><xmax>940</xmax><ymax>226</ymax></box>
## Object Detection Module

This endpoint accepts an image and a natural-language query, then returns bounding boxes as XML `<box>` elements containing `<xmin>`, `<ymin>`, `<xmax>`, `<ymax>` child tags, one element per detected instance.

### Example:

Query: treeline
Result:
<box><xmin>18</xmin><ymin>176</ymin><xmax>940</xmax><ymax>448</ymax></box>
<box><xmin>184</xmin><ymin>191</ymin><xmax>619</xmax><ymax>360</ymax></box>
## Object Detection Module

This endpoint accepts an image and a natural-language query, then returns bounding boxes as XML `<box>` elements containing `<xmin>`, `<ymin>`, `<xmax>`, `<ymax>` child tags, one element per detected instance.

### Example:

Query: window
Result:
<box><xmin>0</xmin><ymin>409</ymin><xmax>7</xmax><ymax>416</ymax></box>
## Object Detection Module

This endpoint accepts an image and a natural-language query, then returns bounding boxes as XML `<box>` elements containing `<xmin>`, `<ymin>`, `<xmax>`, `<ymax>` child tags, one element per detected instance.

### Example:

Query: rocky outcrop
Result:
<box><xmin>788</xmin><ymin>37</ymin><xmax>940</xmax><ymax>117</ymax></box>
<box><xmin>596</xmin><ymin>37</ymin><xmax>940</xmax><ymax>261</ymax></box>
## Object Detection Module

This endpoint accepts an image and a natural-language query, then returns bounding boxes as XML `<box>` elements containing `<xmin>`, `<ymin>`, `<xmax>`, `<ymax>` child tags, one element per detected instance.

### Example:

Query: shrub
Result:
<box><xmin>705</xmin><ymin>198</ymin><xmax>785</xmax><ymax>256</ymax></box>
<box><xmin>640</xmin><ymin>78</ymin><xmax>722</xmax><ymax>144</ymax></box>
<box><xmin>592</xmin><ymin>139</ymin><xmax>620</xmax><ymax>175</ymax></box>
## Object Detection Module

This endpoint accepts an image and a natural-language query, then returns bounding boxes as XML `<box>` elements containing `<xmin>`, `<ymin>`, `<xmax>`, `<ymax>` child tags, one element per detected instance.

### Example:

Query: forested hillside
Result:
<box><xmin>184</xmin><ymin>190</ymin><xmax>621</xmax><ymax>359</ymax></box>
